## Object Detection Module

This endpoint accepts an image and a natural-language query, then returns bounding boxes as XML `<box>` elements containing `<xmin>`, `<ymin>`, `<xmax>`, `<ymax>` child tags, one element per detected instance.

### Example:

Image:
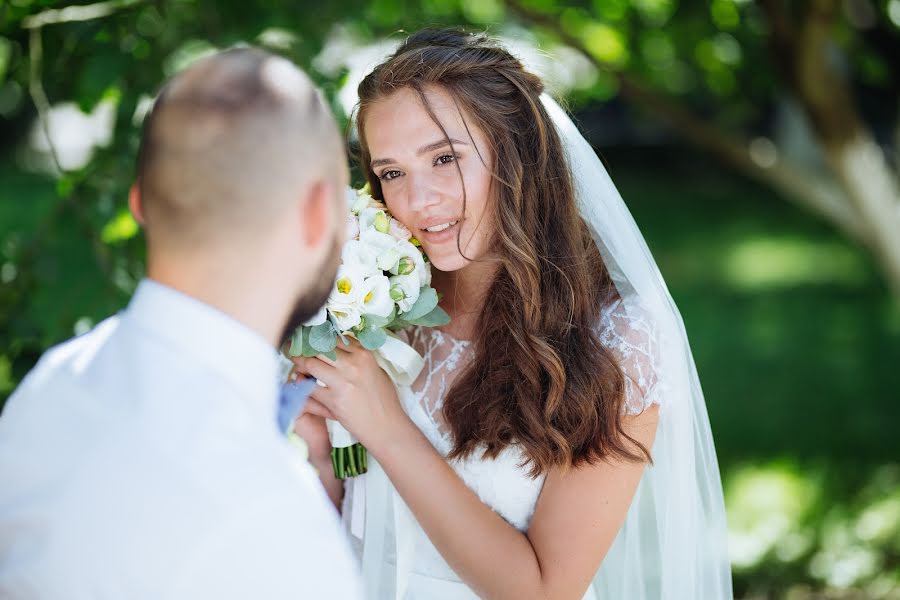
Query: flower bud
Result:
<box><xmin>374</xmin><ymin>211</ymin><xmax>390</xmax><ymax>234</ymax></box>
<box><xmin>397</xmin><ymin>256</ymin><xmax>416</xmax><ymax>275</ymax></box>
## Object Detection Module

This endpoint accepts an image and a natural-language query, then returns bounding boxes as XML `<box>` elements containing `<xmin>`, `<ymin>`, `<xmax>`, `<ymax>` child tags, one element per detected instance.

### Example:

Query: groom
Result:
<box><xmin>0</xmin><ymin>48</ymin><xmax>362</xmax><ymax>599</ymax></box>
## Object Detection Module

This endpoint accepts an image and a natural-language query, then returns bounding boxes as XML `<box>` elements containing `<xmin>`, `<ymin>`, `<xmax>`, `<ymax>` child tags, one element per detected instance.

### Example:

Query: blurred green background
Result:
<box><xmin>1</xmin><ymin>1</ymin><xmax>898</xmax><ymax>598</ymax></box>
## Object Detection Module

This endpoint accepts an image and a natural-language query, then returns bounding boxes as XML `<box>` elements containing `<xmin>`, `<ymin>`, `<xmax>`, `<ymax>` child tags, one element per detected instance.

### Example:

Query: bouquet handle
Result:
<box><xmin>326</xmin><ymin>332</ymin><xmax>425</xmax><ymax>479</ymax></box>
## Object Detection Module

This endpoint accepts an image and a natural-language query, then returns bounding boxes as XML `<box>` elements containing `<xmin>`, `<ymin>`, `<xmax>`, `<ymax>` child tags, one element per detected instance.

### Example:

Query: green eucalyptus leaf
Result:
<box><xmin>288</xmin><ymin>327</ymin><xmax>307</xmax><ymax>357</ymax></box>
<box><xmin>357</xmin><ymin>326</ymin><xmax>387</xmax><ymax>350</ymax></box>
<box><xmin>402</xmin><ymin>287</ymin><xmax>438</xmax><ymax>322</ymax></box>
<box><xmin>408</xmin><ymin>305</ymin><xmax>451</xmax><ymax>327</ymax></box>
<box><xmin>309</xmin><ymin>321</ymin><xmax>337</xmax><ymax>353</ymax></box>
<box><xmin>301</xmin><ymin>327</ymin><xmax>319</xmax><ymax>357</ymax></box>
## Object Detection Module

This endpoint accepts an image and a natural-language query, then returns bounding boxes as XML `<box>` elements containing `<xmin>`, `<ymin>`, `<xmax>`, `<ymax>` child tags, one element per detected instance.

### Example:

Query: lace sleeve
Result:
<box><xmin>597</xmin><ymin>298</ymin><xmax>663</xmax><ymax>416</ymax></box>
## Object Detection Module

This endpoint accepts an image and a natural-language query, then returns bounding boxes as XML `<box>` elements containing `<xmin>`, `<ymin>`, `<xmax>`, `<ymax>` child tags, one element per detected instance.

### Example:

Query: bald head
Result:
<box><xmin>136</xmin><ymin>47</ymin><xmax>346</xmax><ymax>248</ymax></box>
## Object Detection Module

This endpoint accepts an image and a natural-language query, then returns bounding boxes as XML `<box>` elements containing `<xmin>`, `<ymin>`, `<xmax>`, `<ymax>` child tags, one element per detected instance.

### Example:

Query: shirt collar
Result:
<box><xmin>125</xmin><ymin>279</ymin><xmax>280</xmax><ymax>418</ymax></box>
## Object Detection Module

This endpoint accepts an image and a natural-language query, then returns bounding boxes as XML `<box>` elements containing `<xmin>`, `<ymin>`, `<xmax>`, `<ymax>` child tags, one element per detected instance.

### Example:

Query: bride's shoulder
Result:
<box><xmin>596</xmin><ymin>295</ymin><xmax>664</xmax><ymax>416</ymax></box>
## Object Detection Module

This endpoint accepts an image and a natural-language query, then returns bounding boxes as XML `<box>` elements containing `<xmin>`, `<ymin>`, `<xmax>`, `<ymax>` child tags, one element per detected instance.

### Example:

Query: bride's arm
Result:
<box><xmin>381</xmin><ymin>407</ymin><xmax>657</xmax><ymax>599</ymax></box>
<box><xmin>294</xmin><ymin>341</ymin><xmax>659</xmax><ymax>600</ymax></box>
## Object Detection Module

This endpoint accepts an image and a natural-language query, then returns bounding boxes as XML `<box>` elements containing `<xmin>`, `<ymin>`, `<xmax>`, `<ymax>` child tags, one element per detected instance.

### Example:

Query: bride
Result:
<box><xmin>291</xmin><ymin>28</ymin><xmax>733</xmax><ymax>599</ymax></box>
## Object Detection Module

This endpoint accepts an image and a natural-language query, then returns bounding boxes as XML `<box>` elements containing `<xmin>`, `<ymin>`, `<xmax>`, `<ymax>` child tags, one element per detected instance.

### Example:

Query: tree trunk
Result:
<box><xmin>823</xmin><ymin>135</ymin><xmax>900</xmax><ymax>296</ymax></box>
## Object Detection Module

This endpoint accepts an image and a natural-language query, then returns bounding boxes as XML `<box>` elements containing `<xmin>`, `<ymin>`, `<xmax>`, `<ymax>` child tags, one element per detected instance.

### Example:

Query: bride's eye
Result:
<box><xmin>434</xmin><ymin>154</ymin><xmax>457</xmax><ymax>166</ymax></box>
<box><xmin>379</xmin><ymin>169</ymin><xmax>402</xmax><ymax>181</ymax></box>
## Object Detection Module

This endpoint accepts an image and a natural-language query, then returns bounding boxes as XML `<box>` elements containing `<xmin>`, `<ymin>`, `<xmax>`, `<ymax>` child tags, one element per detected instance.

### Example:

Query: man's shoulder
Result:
<box><xmin>3</xmin><ymin>315</ymin><xmax>123</xmax><ymax>416</ymax></box>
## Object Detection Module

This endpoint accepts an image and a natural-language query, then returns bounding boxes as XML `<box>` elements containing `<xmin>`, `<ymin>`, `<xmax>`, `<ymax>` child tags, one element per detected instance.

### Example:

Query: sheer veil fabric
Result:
<box><xmin>541</xmin><ymin>94</ymin><xmax>733</xmax><ymax>599</ymax></box>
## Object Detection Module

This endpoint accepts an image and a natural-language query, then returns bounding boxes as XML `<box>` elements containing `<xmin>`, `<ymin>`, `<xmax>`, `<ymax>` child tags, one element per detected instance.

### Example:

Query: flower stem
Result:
<box><xmin>330</xmin><ymin>443</ymin><xmax>368</xmax><ymax>479</ymax></box>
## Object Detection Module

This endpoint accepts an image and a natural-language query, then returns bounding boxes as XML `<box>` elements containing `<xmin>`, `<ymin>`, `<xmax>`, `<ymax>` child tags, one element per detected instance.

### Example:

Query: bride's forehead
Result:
<box><xmin>366</xmin><ymin>87</ymin><xmax>468</xmax><ymax>140</ymax></box>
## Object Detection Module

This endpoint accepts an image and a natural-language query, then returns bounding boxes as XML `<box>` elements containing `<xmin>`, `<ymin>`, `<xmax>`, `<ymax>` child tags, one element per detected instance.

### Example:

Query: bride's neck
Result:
<box><xmin>432</xmin><ymin>259</ymin><xmax>498</xmax><ymax>339</ymax></box>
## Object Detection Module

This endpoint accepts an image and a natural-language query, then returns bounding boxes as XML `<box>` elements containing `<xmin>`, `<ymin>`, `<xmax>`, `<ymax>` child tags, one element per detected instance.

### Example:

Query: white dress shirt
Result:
<box><xmin>0</xmin><ymin>280</ymin><xmax>363</xmax><ymax>600</ymax></box>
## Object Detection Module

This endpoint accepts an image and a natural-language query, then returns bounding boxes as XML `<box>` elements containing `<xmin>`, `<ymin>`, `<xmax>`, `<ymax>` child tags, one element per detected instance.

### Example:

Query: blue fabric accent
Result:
<box><xmin>277</xmin><ymin>377</ymin><xmax>317</xmax><ymax>434</ymax></box>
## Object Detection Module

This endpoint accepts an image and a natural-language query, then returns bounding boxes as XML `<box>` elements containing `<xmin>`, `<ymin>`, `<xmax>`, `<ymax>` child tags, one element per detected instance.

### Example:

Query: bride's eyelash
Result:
<box><xmin>434</xmin><ymin>153</ymin><xmax>458</xmax><ymax>166</ymax></box>
<box><xmin>378</xmin><ymin>153</ymin><xmax>459</xmax><ymax>181</ymax></box>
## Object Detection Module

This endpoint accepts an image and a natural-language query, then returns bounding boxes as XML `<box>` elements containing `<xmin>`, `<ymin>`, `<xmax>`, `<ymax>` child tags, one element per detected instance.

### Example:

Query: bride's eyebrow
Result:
<box><xmin>370</xmin><ymin>138</ymin><xmax>468</xmax><ymax>168</ymax></box>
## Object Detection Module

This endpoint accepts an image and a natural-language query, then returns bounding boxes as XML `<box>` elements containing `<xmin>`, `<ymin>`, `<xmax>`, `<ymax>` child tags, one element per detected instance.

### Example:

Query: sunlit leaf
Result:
<box><xmin>100</xmin><ymin>210</ymin><xmax>139</xmax><ymax>244</ymax></box>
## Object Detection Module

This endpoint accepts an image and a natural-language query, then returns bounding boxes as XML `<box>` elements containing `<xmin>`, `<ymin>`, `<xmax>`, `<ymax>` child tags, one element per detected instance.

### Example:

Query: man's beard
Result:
<box><xmin>279</xmin><ymin>235</ymin><xmax>342</xmax><ymax>346</ymax></box>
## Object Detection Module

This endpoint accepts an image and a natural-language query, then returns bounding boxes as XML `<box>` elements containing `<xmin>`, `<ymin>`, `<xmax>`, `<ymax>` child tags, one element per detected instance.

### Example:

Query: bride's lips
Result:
<box><xmin>418</xmin><ymin>220</ymin><xmax>460</xmax><ymax>244</ymax></box>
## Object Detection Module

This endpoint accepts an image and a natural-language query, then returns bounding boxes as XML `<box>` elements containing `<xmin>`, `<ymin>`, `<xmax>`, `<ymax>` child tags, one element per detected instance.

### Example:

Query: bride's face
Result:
<box><xmin>364</xmin><ymin>85</ymin><xmax>495</xmax><ymax>272</ymax></box>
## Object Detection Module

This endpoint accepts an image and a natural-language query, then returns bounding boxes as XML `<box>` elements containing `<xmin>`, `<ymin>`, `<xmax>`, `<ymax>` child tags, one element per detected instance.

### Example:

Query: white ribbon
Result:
<box><xmin>314</xmin><ymin>331</ymin><xmax>423</xmax><ymax>599</ymax></box>
<box><xmin>358</xmin><ymin>454</ymin><xmax>418</xmax><ymax>600</ymax></box>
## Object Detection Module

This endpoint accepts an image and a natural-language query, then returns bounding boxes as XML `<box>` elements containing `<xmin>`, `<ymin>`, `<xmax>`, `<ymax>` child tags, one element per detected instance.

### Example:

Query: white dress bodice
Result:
<box><xmin>342</xmin><ymin>297</ymin><xmax>661</xmax><ymax>599</ymax></box>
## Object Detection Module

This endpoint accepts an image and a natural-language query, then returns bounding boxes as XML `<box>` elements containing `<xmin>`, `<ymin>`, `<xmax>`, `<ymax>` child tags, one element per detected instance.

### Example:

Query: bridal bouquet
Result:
<box><xmin>288</xmin><ymin>186</ymin><xmax>449</xmax><ymax>479</ymax></box>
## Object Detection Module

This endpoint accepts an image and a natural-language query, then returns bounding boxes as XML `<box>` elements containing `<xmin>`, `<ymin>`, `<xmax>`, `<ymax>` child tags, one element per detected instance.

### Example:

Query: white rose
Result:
<box><xmin>350</xmin><ymin>190</ymin><xmax>372</xmax><ymax>215</ymax></box>
<box><xmin>359</xmin><ymin>275</ymin><xmax>394</xmax><ymax>319</ymax></box>
<box><xmin>346</xmin><ymin>187</ymin><xmax>358</xmax><ymax>209</ymax></box>
<box><xmin>341</xmin><ymin>239</ymin><xmax>380</xmax><ymax>278</ymax></box>
<box><xmin>359</xmin><ymin>227</ymin><xmax>397</xmax><ymax>252</ymax></box>
<box><xmin>358</xmin><ymin>207</ymin><xmax>388</xmax><ymax>233</ymax></box>
<box><xmin>327</xmin><ymin>264</ymin><xmax>366</xmax><ymax>331</ymax></box>
<box><xmin>390</xmin><ymin>240</ymin><xmax>431</xmax><ymax>288</ymax></box>
<box><xmin>389</xmin><ymin>273</ymin><xmax>421</xmax><ymax>314</ymax></box>
<box><xmin>302</xmin><ymin>305</ymin><xmax>328</xmax><ymax>327</ymax></box>
<box><xmin>345</xmin><ymin>214</ymin><xmax>360</xmax><ymax>240</ymax></box>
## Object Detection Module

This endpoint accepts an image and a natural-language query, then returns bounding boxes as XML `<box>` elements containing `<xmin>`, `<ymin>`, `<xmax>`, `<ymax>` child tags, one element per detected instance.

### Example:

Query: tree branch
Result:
<box><xmin>28</xmin><ymin>27</ymin><xmax>63</xmax><ymax>175</ymax></box>
<box><xmin>503</xmin><ymin>0</ymin><xmax>866</xmax><ymax>241</ymax></box>
<box><xmin>26</xmin><ymin>25</ymin><xmax>116</xmax><ymax>287</ymax></box>
<box><xmin>22</xmin><ymin>0</ymin><xmax>146</xmax><ymax>29</ymax></box>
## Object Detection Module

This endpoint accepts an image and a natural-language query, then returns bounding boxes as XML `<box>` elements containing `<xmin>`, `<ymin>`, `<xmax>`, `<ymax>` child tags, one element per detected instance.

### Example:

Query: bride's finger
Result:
<box><xmin>304</xmin><ymin>357</ymin><xmax>340</xmax><ymax>387</ymax></box>
<box><xmin>302</xmin><ymin>398</ymin><xmax>335</xmax><ymax>420</ymax></box>
<box><xmin>286</xmin><ymin>366</ymin><xmax>307</xmax><ymax>382</ymax></box>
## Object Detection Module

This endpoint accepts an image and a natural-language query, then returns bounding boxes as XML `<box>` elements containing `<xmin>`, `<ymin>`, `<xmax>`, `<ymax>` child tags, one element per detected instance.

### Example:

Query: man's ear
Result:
<box><xmin>128</xmin><ymin>183</ymin><xmax>145</xmax><ymax>225</ymax></box>
<box><xmin>301</xmin><ymin>180</ymin><xmax>335</xmax><ymax>250</ymax></box>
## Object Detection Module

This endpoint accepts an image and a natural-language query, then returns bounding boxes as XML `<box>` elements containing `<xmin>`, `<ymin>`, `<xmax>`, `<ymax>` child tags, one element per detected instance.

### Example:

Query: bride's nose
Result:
<box><xmin>407</xmin><ymin>172</ymin><xmax>443</xmax><ymax>212</ymax></box>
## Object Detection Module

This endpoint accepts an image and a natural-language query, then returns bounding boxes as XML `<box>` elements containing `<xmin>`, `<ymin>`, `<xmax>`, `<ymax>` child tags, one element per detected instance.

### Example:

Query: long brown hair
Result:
<box><xmin>356</xmin><ymin>28</ymin><xmax>650</xmax><ymax>476</ymax></box>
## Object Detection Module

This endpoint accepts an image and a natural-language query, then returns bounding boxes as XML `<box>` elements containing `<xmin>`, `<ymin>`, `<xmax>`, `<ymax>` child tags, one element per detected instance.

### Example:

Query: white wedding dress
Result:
<box><xmin>341</xmin><ymin>295</ymin><xmax>661</xmax><ymax>599</ymax></box>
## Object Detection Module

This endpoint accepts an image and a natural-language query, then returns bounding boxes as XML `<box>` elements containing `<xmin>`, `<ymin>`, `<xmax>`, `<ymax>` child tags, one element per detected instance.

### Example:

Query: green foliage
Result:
<box><xmin>356</xmin><ymin>324</ymin><xmax>387</xmax><ymax>350</ymax></box>
<box><xmin>309</xmin><ymin>322</ymin><xmax>338</xmax><ymax>354</ymax></box>
<box><xmin>402</xmin><ymin>287</ymin><xmax>439</xmax><ymax>322</ymax></box>
<box><xmin>1</xmin><ymin>3</ymin><xmax>898</xmax><ymax>597</ymax></box>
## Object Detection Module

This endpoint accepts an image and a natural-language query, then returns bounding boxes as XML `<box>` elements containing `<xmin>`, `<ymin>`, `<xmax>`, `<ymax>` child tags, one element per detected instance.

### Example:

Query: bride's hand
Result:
<box><xmin>290</xmin><ymin>339</ymin><xmax>413</xmax><ymax>456</ymax></box>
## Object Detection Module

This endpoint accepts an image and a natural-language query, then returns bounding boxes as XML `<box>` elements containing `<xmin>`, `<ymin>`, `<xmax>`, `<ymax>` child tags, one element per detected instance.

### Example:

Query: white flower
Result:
<box><xmin>390</xmin><ymin>240</ymin><xmax>431</xmax><ymax>288</ymax></box>
<box><xmin>350</xmin><ymin>190</ymin><xmax>372</xmax><ymax>215</ymax></box>
<box><xmin>376</xmin><ymin>247</ymin><xmax>402</xmax><ymax>272</ymax></box>
<box><xmin>327</xmin><ymin>264</ymin><xmax>366</xmax><ymax>331</ymax></box>
<box><xmin>389</xmin><ymin>273</ymin><xmax>421</xmax><ymax>313</ymax></box>
<box><xmin>302</xmin><ymin>305</ymin><xmax>328</xmax><ymax>327</ymax></box>
<box><xmin>346</xmin><ymin>187</ymin><xmax>360</xmax><ymax>211</ymax></box>
<box><xmin>359</xmin><ymin>275</ymin><xmax>393</xmax><ymax>318</ymax></box>
<box><xmin>359</xmin><ymin>228</ymin><xmax>404</xmax><ymax>272</ymax></box>
<box><xmin>359</xmin><ymin>227</ymin><xmax>397</xmax><ymax>252</ymax></box>
<box><xmin>358</xmin><ymin>207</ymin><xmax>383</xmax><ymax>232</ymax></box>
<box><xmin>341</xmin><ymin>239</ymin><xmax>380</xmax><ymax>278</ymax></box>
<box><xmin>345</xmin><ymin>214</ymin><xmax>360</xmax><ymax>240</ymax></box>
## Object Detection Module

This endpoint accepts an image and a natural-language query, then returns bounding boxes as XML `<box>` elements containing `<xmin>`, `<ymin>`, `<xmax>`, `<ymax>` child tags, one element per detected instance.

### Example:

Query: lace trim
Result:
<box><xmin>597</xmin><ymin>298</ymin><xmax>663</xmax><ymax>416</ymax></box>
<box><xmin>406</xmin><ymin>297</ymin><xmax>663</xmax><ymax>447</ymax></box>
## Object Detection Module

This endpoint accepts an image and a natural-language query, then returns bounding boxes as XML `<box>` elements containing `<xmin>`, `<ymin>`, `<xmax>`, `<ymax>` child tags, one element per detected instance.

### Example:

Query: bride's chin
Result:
<box><xmin>426</xmin><ymin>253</ymin><xmax>468</xmax><ymax>273</ymax></box>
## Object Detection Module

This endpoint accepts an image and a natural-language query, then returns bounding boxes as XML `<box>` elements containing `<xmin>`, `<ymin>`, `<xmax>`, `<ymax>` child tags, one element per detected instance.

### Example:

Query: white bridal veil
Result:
<box><xmin>541</xmin><ymin>94</ymin><xmax>733</xmax><ymax>599</ymax></box>
<box><xmin>348</xmin><ymin>89</ymin><xmax>734</xmax><ymax>600</ymax></box>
